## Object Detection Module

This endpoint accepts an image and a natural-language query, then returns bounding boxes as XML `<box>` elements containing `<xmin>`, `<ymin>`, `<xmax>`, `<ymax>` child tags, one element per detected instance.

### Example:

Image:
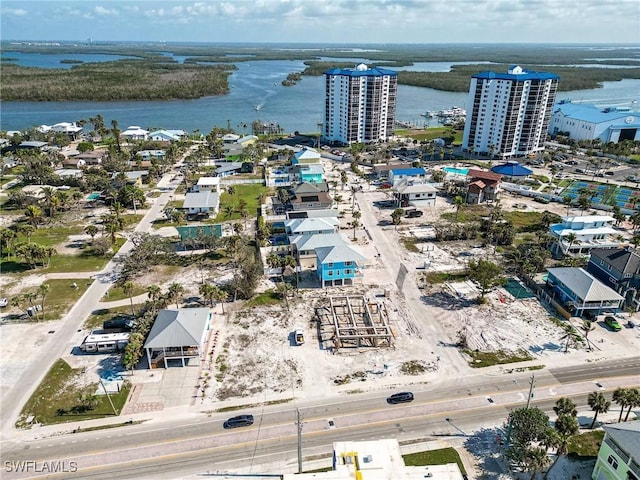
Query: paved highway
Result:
<box><xmin>2</xmin><ymin>357</ymin><xmax>638</xmax><ymax>479</ymax></box>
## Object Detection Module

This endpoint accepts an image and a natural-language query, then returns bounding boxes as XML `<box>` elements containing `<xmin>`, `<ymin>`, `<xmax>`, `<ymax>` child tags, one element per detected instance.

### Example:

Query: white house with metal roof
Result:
<box><xmin>148</xmin><ymin>129</ymin><xmax>186</xmax><ymax>142</ymax></box>
<box><xmin>121</xmin><ymin>126</ymin><xmax>149</xmax><ymax>141</ymax></box>
<box><xmin>549</xmin><ymin>215</ymin><xmax>620</xmax><ymax>257</ymax></box>
<box><xmin>183</xmin><ymin>191</ymin><xmax>220</xmax><ymax>216</ymax></box>
<box><xmin>144</xmin><ymin>308</ymin><xmax>212</xmax><ymax>368</ymax></box>
<box><xmin>393</xmin><ymin>180</ymin><xmax>437</xmax><ymax>207</ymax></box>
<box><xmin>193</xmin><ymin>176</ymin><xmax>220</xmax><ymax>193</ymax></box>
<box><xmin>549</xmin><ymin>102</ymin><xmax>640</xmax><ymax>143</ymax></box>
<box><xmin>293</xmin><ymin>147</ymin><xmax>322</xmax><ymax>165</ymax></box>
<box><xmin>285</xmin><ymin>217</ymin><xmax>340</xmax><ymax>236</ymax></box>
<box><xmin>545</xmin><ymin>267</ymin><xmax>624</xmax><ymax>317</ymax></box>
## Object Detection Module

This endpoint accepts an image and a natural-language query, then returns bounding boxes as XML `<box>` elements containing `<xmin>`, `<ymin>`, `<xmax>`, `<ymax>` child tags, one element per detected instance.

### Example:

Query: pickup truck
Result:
<box><xmin>294</xmin><ymin>329</ymin><xmax>305</xmax><ymax>346</ymax></box>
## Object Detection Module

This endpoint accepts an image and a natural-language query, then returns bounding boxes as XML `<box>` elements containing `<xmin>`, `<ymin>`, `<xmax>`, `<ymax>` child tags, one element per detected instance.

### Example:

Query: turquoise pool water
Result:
<box><xmin>443</xmin><ymin>166</ymin><xmax>469</xmax><ymax>176</ymax></box>
<box><xmin>87</xmin><ymin>192</ymin><xmax>100</xmax><ymax>200</ymax></box>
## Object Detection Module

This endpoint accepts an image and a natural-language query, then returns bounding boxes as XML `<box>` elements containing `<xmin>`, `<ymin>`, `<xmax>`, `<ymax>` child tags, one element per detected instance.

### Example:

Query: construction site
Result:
<box><xmin>315</xmin><ymin>295</ymin><xmax>394</xmax><ymax>351</ymax></box>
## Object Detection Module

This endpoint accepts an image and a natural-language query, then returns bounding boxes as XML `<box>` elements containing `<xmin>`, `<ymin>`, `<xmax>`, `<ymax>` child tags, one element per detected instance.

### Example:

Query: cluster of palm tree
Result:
<box><xmin>265</xmin><ymin>252</ymin><xmax>297</xmax><ymax>308</ymax></box>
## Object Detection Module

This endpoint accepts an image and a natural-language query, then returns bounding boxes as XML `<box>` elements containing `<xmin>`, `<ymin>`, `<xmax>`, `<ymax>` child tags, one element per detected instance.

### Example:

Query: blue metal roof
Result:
<box><xmin>491</xmin><ymin>161</ymin><xmax>532</xmax><ymax>177</ymax></box>
<box><xmin>553</xmin><ymin>102</ymin><xmax>640</xmax><ymax>125</ymax></box>
<box><xmin>324</xmin><ymin>66</ymin><xmax>397</xmax><ymax>77</ymax></box>
<box><xmin>473</xmin><ymin>69</ymin><xmax>559</xmax><ymax>82</ymax></box>
<box><xmin>390</xmin><ymin>167</ymin><xmax>426</xmax><ymax>176</ymax></box>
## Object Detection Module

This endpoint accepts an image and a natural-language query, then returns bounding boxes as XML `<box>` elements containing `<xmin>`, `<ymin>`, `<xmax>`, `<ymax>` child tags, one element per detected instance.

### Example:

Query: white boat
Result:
<box><xmin>437</xmin><ymin>106</ymin><xmax>466</xmax><ymax>118</ymax></box>
<box><xmin>420</xmin><ymin>110</ymin><xmax>435</xmax><ymax>118</ymax></box>
<box><xmin>255</xmin><ymin>105</ymin><xmax>261</xmax><ymax>111</ymax></box>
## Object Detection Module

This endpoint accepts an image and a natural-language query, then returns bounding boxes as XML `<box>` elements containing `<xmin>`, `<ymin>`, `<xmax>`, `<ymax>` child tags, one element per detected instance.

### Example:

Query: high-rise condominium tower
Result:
<box><xmin>322</xmin><ymin>64</ymin><xmax>397</xmax><ymax>145</ymax></box>
<box><xmin>462</xmin><ymin>65</ymin><xmax>559</xmax><ymax>158</ymax></box>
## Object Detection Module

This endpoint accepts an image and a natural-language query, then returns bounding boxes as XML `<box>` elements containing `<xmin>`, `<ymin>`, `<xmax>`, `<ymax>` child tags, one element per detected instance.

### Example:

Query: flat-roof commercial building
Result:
<box><xmin>323</xmin><ymin>64</ymin><xmax>397</xmax><ymax>145</ymax></box>
<box><xmin>549</xmin><ymin>102</ymin><xmax>640</xmax><ymax>143</ymax></box>
<box><xmin>462</xmin><ymin>65</ymin><xmax>559</xmax><ymax>159</ymax></box>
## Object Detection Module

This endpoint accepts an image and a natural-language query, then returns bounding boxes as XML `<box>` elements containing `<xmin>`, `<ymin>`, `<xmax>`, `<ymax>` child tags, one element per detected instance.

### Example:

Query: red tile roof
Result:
<box><xmin>467</xmin><ymin>169</ymin><xmax>502</xmax><ymax>182</ymax></box>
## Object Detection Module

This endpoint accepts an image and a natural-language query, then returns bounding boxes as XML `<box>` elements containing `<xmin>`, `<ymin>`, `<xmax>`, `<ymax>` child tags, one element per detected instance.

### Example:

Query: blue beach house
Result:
<box><xmin>315</xmin><ymin>245</ymin><xmax>366</xmax><ymax>288</ymax></box>
<box><xmin>388</xmin><ymin>167</ymin><xmax>426</xmax><ymax>186</ymax></box>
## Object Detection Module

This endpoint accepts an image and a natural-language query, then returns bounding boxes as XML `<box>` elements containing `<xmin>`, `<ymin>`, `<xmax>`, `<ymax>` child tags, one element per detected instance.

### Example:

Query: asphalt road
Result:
<box><xmin>2</xmin><ymin>357</ymin><xmax>638</xmax><ymax>479</ymax></box>
<box><xmin>0</xmin><ymin>162</ymin><xmax>187</xmax><ymax>441</ymax></box>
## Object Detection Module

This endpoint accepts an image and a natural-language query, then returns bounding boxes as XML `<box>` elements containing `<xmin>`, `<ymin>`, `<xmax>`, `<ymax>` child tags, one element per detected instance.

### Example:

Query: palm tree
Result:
<box><xmin>525</xmin><ymin>447</ymin><xmax>550</xmax><ymax>480</ymax></box>
<box><xmin>24</xmin><ymin>205</ymin><xmax>43</xmax><ymax>228</ymax></box>
<box><xmin>40</xmin><ymin>186</ymin><xmax>57</xmax><ymax>217</ymax></box>
<box><xmin>562</xmin><ymin>195</ymin><xmax>573</xmax><ymax>216</ymax></box>
<box><xmin>564</xmin><ymin>232</ymin><xmax>579</xmax><ymax>256</ymax></box>
<box><xmin>237</xmin><ymin>199</ymin><xmax>249</xmax><ymax>230</ymax></box>
<box><xmin>24</xmin><ymin>292</ymin><xmax>39</xmax><ymax>320</ymax></box>
<box><xmin>167</xmin><ymin>282</ymin><xmax>185</xmax><ymax>309</ymax></box>
<box><xmin>147</xmin><ymin>284</ymin><xmax>161</xmax><ymax>308</ymax></box>
<box><xmin>226</xmin><ymin>186</ymin><xmax>236</xmax><ymax>207</ymax></box>
<box><xmin>581</xmin><ymin>320</ymin><xmax>596</xmax><ymax>351</ymax></box>
<box><xmin>211</xmin><ymin>286</ymin><xmax>227</xmax><ymax>314</ymax></box>
<box><xmin>613</xmin><ymin>387</ymin><xmax>631</xmax><ymax>423</ymax></box>
<box><xmin>121</xmin><ymin>281</ymin><xmax>136</xmax><ymax>316</ymax></box>
<box><xmin>199</xmin><ymin>283</ymin><xmax>216</xmax><ymax>307</ymax></box>
<box><xmin>624</xmin><ymin>388</ymin><xmax>640</xmax><ymax>421</ymax></box>
<box><xmin>85</xmin><ymin>224</ymin><xmax>99</xmax><ymax>243</ymax></box>
<box><xmin>352</xmin><ymin>210</ymin><xmax>362</xmax><ymax>241</ymax></box>
<box><xmin>223</xmin><ymin>205</ymin><xmax>235</xmax><ymax>220</ymax></box>
<box><xmin>588</xmin><ymin>391</ymin><xmax>611</xmax><ymax>428</ymax></box>
<box><xmin>454</xmin><ymin>195</ymin><xmax>464</xmax><ymax>220</ymax></box>
<box><xmin>38</xmin><ymin>283</ymin><xmax>50</xmax><ymax>321</ymax></box>
<box><xmin>340</xmin><ymin>171</ymin><xmax>348</xmax><ymax>190</ymax></box>
<box><xmin>553</xmin><ymin>398</ymin><xmax>577</xmax><ymax>417</ymax></box>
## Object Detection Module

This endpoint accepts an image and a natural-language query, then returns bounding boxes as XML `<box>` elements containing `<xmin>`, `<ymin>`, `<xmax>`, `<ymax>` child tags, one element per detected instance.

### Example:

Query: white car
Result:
<box><xmin>0</xmin><ymin>298</ymin><xmax>8</xmax><ymax>308</ymax></box>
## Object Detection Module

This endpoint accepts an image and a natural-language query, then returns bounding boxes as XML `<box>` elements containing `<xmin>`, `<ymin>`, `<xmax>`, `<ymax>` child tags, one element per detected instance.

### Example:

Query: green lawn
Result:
<box><xmin>103</xmin><ymin>283</ymin><xmax>147</xmax><ymax>302</ymax></box>
<box><xmin>213</xmin><ymin>184</ymin><xmax>270</xmax><ymax>222</ymax></box>
<box><xmin>463</xmin><ymin>349</ymin><xmax>533</xmax><ymax>368</ymax></box>
<box><xmin>46</xmin><ymin>254</ymin><xmax>110</xmax><ymax>273</ymax></box>
<box><xmin>17</xmin><ymin>359</ymin><xmax>131</xmax><ymax>428</ymax></box>
<box><xmin>244</xmin><ymin>290</ymin><xmax>282</xmax><ymax>308</ymax></box>
<box><xmin>403</xmin><ymin>448</ymin><xmax>467</xmax><ymax>475</ymax></box>
<box><xmin>19</xmin><ymin>225</ymin><xmax>84</xmax><ymax>247</ymax></box>
<box><xmin>9</xmin><ymin>278</ymin><xmax>92</xmax><ymax>321</ymax></box>
<box><xmin>567</xmin><ymin>430</ymin><xmax>604</xmax><ymax>457</ymax></box>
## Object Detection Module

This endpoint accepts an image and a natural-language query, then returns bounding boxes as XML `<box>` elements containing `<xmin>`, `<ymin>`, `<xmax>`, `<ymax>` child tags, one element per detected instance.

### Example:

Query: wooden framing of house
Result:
<box><xmin>318</xmin><ymin>295</ymin><xmax>393</xmax><ymax>349</ymax></box>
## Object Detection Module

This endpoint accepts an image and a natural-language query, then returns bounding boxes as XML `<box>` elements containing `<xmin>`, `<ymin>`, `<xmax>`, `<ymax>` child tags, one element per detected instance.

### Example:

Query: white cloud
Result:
<box><xmin>3</xmin><ymin>7</ymin><xmax>27</xmax><ymax>16</ymax></box>
<box><xmin>94</xmin><ymin>6</ymin><xmax>119</xmax><ymax>16</ymax></box>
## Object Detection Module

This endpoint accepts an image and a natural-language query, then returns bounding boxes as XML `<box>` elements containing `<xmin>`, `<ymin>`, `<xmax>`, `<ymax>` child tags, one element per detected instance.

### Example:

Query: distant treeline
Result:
<box><xmin>4</xmin><ymin>41</ymin><xmax>639</xmax><ymax>66</ymax></box>
<box><xmin>303</xmin><ymin>61</ymin><xmax>640</xmax><ymax>92</ymax></box>
<box><xmin>1</xmin><ymin>59</ymin><xmax>235</xmax><ymax>101</ymax></box>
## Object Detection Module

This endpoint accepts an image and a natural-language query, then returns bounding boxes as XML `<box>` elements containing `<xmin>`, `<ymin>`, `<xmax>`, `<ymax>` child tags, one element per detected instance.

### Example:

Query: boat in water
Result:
<box><xmin>420</xmin><ymin>110</ymin><xmax>435</xmax><ymax>118</ymax></box>
<box><xmin>437</xmin><ymin>106</ymin><xmax>466</xmax><ymax>118</ymax></box>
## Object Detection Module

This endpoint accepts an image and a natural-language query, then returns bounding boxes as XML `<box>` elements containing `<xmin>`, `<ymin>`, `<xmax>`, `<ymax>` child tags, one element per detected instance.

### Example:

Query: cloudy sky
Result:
<box><xmin>1</xmin><ymin>0</ymin><xmax>638</xmax><ymax>44</ymax></box>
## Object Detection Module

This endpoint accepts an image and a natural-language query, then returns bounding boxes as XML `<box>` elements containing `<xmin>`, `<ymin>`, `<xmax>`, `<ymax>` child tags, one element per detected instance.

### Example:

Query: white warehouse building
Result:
<box><xmin>462</xmin><ymin>65</ymin><xmax>559</xmax><ymax>158</ymax></box>
<box><xmin>549</xmin><ymin>101</ymin><xmax>640</xmax><ymax>143</ymax></box>
<box><xmin>322</xmin><ymin>64</ymin><xmax>397</xmax><ymax>145</ymax></box>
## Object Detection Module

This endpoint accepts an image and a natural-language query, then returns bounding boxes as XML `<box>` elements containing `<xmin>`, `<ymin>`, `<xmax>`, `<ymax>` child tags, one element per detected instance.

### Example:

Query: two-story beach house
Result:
<box><xmin>549</xmin><ymin>215</ymin><xmax>620</xmax><ymax>257</ymax></box>
<box><xmin>315</xmin><ymin>244</ymin><xmax>366</xmax><ymax>288</ymax></box>
<box><xmin>545</xmin><ymin>267</ymin><xmax>624</xmax><ymax>317</ymax></box>
<box><xmin>465</xmin><ymin>169</ymin><xmax>502</xmax><ymax>204</ymax></box>
<box><xmin>592</xmin><ymin>422</ymin><xmax>640</xmax><ymax>480</ymax></box>
<box><xmin>388</xmin><ymin>167</ymin><xmax>427</xmax><ymax>186</ymax></box>
<box><xmin>393</xmin><ymin>180</ymin><xmax>438</xmax><ymax>207</ymax></box>
<box><xmin>587</xmin><ymin>247</ymin><xmax>640</xmax><ymax>312</ymax></box>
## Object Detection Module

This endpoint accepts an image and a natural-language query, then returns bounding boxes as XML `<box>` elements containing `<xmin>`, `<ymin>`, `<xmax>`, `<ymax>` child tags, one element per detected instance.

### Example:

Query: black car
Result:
<box><xmin>223</xmin><ymin>414</ymin><xmax>254</xmax><ymax>428</ymax></box>
<box><xmin>387</xmin><ymin>392</ymin><xmax>414</xmax><ymax>404</ymax></box>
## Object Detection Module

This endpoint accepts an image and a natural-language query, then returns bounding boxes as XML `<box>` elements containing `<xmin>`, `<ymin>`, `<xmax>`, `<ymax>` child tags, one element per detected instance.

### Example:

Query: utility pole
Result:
<box><xmin>296</xmin><ymin>408</ymin><xmax>303</xmax><ymax>474</ymax></box>
<box><xmin>526</xmin><ymin>374</ymin><xmax>536</xmax><ymax>409</ymax></box>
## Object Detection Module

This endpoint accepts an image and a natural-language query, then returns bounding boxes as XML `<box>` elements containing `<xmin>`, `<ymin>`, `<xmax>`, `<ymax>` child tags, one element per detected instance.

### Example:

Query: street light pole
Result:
<box><xmin>526</xmin><ymin>374</ymin><xmax>536</xmax><ymax>409</ymax></box>
<box><xmin>296</xmin><ymin>408</ymin><xmax>303</xmax><ymax>474</ymax></box>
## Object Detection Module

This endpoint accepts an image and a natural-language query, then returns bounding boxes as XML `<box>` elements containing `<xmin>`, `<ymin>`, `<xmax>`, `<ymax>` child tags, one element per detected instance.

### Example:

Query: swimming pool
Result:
<box><xmin>442</xmin><ymin>166</ymin><xmax>469</xmax><ymax>176</ymax></box>
<box><xmin>87</xmin><ymin>192</ymin><xmax>101</xmax><ymax>200</ymax></box>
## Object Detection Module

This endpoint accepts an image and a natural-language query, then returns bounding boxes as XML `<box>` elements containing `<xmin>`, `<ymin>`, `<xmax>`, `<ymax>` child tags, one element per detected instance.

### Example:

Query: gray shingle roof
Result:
<box><xmin>602</xmin><ymin>422</ymin><xmax>640</xmax><ymax>461</ymax></box>
<box><xmin>547</xmin><ymin>267</ymin><xmax>624</xmax><ymax>302</ymax></box>
<box><xmin>289</xmin><ymin>233</ymin><xmax>347</xmax><ymax>251</ymax></box>
<box><xmin>589</xmin><ymin>248</ymin><xmax>640</xmax><ymax>275</ymax></box>
<box><xmin>144</xmin><ymin>308</ymin><xmax>211</xmax><ymax>349</ymax></box>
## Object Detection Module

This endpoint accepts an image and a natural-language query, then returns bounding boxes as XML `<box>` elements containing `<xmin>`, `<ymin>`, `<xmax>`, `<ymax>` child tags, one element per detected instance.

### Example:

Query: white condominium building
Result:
<box><xmin>323</xmin><ymin>64</ymin><xmax>397</xmax><ymax>145</ymax></box>
<box><xmin>462</xmin><ymin>65</ymin><xmax>559</xmax><ymax>158</ymax></box>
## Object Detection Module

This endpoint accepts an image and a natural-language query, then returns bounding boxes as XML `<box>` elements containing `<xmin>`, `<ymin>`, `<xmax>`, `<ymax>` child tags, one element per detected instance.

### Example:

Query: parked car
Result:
<box><xmin>533</xmin><ymin>197</ymin><xmax>550</xmax><ymax>204</ymax></box>
<box><xmin>103</xmin><ymin>317</ymin><xmax>135</xmax><ymax>332</ymax></box>
<box><xmin>405</xmin><ymin>209</ymin><xmax>423</xmax><ymax>218</ymax></box>
<box><xmin>566</xmin><ymin>160</ymin><xmax>578</xmax><ymax>165</ymax></box>
<box><xmin>223</xmin><ymin>414</ymin><xmax>254</xmax><ymax>429</ymax></box>
<box><xmin>0</xmin><ymin>298</ymin><xmax>8</xmax><ymax>308</ymax></box>
<box><xmin>387</xmin><ymin>392</ymin><xmax>414</xmax><ymax>404</ymax></box>
<box><xmin>604</xmin><ymin>316</ymin><xmax>622</xmax><ymax>332</ymax></box>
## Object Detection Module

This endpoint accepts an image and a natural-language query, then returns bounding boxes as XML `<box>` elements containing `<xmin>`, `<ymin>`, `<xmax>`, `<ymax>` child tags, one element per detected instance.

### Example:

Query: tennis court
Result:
<box><xmin>503</xmin><ymin>277</ymin><xmax>535</xmax><ymax>299</ymax></box>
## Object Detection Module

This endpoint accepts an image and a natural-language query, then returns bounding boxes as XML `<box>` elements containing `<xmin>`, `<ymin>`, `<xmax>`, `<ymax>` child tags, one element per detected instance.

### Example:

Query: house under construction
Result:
<box><xmin>317</xmin><ymin>295</ymin><xmax>393</xmax><ymax>350</ymax></box>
